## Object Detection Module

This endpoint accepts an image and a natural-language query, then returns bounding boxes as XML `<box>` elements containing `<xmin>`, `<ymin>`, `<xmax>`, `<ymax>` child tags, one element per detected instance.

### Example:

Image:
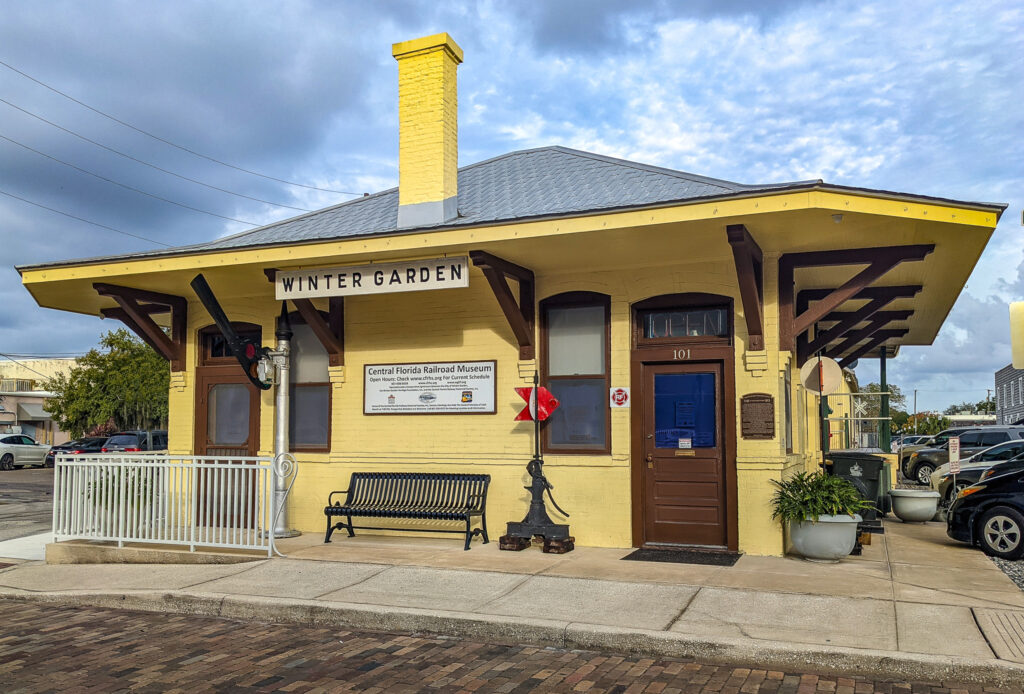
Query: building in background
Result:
<box><xmin>995</xmin><ymin>363</ymin><xmax>1024</xmax><ymax>425</ymax></box>
<box><xmin>0</xmin><ymin>358</ymin><xmax>76</xmax><ymax>444</ymax></box>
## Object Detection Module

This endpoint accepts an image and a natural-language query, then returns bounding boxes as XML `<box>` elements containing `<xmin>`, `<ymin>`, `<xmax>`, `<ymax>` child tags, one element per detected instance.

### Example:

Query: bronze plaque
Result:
<box><xmin>741</xmin><ymin>393</ymin><xmax>775</xmax><ymax>440</ymax></box>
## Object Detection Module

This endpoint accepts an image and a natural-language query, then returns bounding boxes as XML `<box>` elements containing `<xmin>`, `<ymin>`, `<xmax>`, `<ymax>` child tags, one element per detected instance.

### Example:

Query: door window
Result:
<box><xmin>207</xmin><ymin>383</ymin><xmax>251</xmax><ymax>446</ymax></box>
<box><xmin>653</xmin><ymin>372</ymin><xmax>716</xmax><ymax>449</ymax></box>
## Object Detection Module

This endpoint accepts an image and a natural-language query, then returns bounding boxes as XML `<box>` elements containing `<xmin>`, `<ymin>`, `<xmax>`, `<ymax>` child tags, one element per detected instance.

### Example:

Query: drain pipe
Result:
<box><xmin>273</xmin><ymin>304</ymin><xmax>300</xmax><ymax>538</ymax></box>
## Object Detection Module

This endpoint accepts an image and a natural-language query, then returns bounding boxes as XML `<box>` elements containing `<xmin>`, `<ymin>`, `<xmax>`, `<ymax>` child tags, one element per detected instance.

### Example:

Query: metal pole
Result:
<box><xmin>879</xmin><ymin>347</ymin><xmax>891</xmax><ymax>453</ymax></box>
<box><xmin>273</xmin><ymin>305</ymin><xmax>300</xmax><ymax>538</ymax></box>
<box><xmin>913</xmin><ymin>389</ymin><xmax>918</xmax><ymax>434</ymax></box>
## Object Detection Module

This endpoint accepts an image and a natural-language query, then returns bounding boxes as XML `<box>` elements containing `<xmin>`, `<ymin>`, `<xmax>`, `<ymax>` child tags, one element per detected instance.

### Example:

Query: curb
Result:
<box><xmin>4</xmin><ymin>590</ymin><xmax>1024</xmax><ymax>688</ymax></box>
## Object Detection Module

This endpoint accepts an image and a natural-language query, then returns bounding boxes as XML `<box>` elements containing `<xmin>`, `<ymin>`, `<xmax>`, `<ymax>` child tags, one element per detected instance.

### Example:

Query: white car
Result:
<box><xmin>929</xmin><ymin>439</ymin><xmax>1024</xmax><ymax>490</ymax></box>
<box><xmin>0</xmin><ymin>434</ymin><xmax>48</xmax><ymax>470</ymax></box>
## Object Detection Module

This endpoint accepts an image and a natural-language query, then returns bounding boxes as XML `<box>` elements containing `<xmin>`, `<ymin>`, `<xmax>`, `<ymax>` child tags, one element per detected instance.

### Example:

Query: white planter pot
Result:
<box><xmin>889</xmin><ymin>489</ymin><xmax>940</xmax><ymax>522</ymax></box>
<box><xmin>790</xmin><ymin>514</ymin><xmax>862</xmax><ymax>562</ymax></box>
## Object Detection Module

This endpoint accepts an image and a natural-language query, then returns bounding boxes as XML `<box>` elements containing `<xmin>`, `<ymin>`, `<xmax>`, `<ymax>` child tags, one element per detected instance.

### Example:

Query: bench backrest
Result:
<box><xmin>346</xmin><ymin>472</ymin><xmax>490</xmax><ymax>511</ymax></box>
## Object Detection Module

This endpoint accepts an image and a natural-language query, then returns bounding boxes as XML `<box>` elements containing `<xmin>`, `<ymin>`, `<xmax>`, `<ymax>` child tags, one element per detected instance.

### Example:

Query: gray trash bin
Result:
<box><xmin>825</xmin><ymin>450</ymin><xmax>888</xmax><ymax>520</ymax></box>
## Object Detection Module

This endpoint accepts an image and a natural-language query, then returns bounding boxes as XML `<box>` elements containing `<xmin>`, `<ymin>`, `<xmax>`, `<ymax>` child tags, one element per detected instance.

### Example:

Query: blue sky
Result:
<box><xmin>1</xmin><ymin>0</ymin><xmax>1021</xmax><ymax>412</ymax></box>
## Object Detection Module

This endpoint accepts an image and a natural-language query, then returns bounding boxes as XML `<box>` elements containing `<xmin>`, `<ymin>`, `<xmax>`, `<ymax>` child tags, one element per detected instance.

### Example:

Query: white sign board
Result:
<box><xmin>949</xmin><ymin>436</ymin><xmax>961</xmax><ymax>474</ymax></box>
<box><xmin>364</xmin><ymin>361</ymin><xmax>496</xmax><ymax>414</ymax></box>
<box><xmin>609</xmin><ymin>387</ymin><xmax>630</xmax><ymax>408</ymax></box>
<box><xmin>276</xmin><ymin>257</ymin><xmax>469</xmax><ymax>300</ymax></box>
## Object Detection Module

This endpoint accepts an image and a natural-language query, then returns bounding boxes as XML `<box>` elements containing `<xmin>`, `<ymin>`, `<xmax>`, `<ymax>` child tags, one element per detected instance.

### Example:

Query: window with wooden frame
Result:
<box><xmin>633</xmin><ymin>294</ymin><xmax>731</xmax><ymax>347</ymax></box>
<box><xmin>541</xmin><ymin>292</ymin><xmax>611</xmax><ymax>454</ymax></box>
<box><xmin>288</xmin><ymin>313</ymin><xmax>331</xmax><ymax>452</ymax></box>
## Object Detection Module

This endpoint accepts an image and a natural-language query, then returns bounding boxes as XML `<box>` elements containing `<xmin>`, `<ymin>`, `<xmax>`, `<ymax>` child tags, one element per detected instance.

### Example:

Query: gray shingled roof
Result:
<box><xmin>18</xmin><ymin>145</ymin><xmax>919</xmax><ymax>270</ymax></box>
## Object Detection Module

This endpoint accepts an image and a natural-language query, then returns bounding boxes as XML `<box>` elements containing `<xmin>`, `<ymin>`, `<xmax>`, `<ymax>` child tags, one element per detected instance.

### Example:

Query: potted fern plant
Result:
<box><xmin>771</xmin><ymin>471</ymin><xmax>873</xmax><ymax>562</ymax></box>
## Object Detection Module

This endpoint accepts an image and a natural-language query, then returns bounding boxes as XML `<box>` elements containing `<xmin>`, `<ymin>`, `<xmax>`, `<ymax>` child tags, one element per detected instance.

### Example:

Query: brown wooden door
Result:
<box><xmin>194</xmin><ymin>369</ymin><xmax>261</xmax><ymax>528</ymax></box>
<box><xmin>641</xmin><ymin>362</ymin><xmax>727</xmax><ymax>548</ymax></box>
<box><xmin>195</xmin><ymin>369</ymin><xmax>260</xmax><ymax>457</ymax></box>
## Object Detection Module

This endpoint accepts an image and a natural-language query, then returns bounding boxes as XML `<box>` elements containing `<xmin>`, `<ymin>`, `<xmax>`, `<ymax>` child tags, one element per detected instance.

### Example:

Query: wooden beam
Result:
<box><xmin>798</xmin><ymin>285</ymin><xmax>922</xmax><ymax>305</ymax></box>
<box><xmin>100</xmin><ymin>307</ymin><xmax>169</xmax><ymax>356</ymax></box>
<box><xmin>470</xmin><ymin>250</ymin><xmax>535</xmax><ymax>360</ymax></box>
<box><xmin>727</xmin><ymin>224</ymin><xmax>765</xmax><ymax>351</ymax></box>
<box><xmin>805</xmin><ymin>307</ymin><xmax>913</xmax><ymax>358</ymax></box>
<box><xmin>838</xmin><ymin>330</ymin><xmax>909</xmax><ymax>368</ymax></box>
<box><xmin>826</xmin><ymin>314</ymin><xmax>908</xmax><ymax>360</ymax></box>
<box><xmin>94</xmin><ymin>283</ymin><xmax>187</xmax><ymax>371</ymax></box>
<box><xmin>778</xmin><ymin>246</ymin><xmax>932</xmax><ymax>351</ymax></box>
<box><xmin>292</xmin><ymin>298</ymin><xmax>344</xmax><ymax>367</ymax></box>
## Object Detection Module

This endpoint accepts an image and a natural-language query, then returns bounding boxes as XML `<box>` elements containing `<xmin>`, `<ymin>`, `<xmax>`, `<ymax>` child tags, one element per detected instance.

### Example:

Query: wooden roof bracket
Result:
<box><xmin>838</xmin><ymin>329</ymin><xmax>910</xmax><ymax>368</ymax></box>
<box><xmin>726</xmin><ymin>224</ymin><xmax>764</xmax><ymax>351</ymax></box>
<box><xmin>800</xmin><ymin>288</ymin><xmax>920</xmax><ymax>364</ymax></box>
<box><xmin>264</xmin><ymin>268</ymin><xmax>344</xmax><ymax>367</ymax></box>
<box><xmin>779</xmin><ymin>245</ymin><xmax>933</xmax><ymax>353</ymax></box>
<box><xmin>94</xmin><ymin>283</ymin><xmax>187</xmax><ymax>371</ymax></box>
<box><xmin>824</xmin><ymin>312</ymin><xmax>914</xmax><ymax>358</ymax></box>
<box><xmin>292</xmin><ymin>297</ymin><xmax>345</xmax><ymax>367</ymax></box>
<box><xmin>469</xmin><ymin>250</ymin><xmax>535</xmax><ymax>360</ymax></box>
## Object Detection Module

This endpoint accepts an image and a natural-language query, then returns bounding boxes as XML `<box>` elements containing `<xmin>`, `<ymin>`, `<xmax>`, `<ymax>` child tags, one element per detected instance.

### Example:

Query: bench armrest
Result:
<box><xmin>327</xmin><ymin>489</ymin><xmax>349</xmax><ymax>506</ymax></box>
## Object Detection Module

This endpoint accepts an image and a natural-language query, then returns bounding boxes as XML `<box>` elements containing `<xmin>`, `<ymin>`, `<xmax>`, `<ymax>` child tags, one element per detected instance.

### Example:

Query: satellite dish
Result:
<box><xmin>800</xmin><ymin>356</ymin><xmax>843</xmax><ymax>395</ymax></box>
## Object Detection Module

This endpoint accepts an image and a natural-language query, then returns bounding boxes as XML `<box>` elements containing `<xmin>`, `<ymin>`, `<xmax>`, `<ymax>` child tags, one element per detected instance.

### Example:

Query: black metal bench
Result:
<box><xmin>324</xmin><ymin>472</ymin><xmax>490</xmax><ymax>550</ymax></box>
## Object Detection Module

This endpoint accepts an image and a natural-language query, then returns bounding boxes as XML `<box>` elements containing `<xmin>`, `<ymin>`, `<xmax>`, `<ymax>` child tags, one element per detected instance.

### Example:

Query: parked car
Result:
<box><xmin>904</xmin><ymin>427</ymin><xmax>1024</xmax><ymax>485</ymax></box>
<box><xmin>100</xmin><ymin>430</ymin><xmax>168</xmax><ymax>453</ymax></box>
<box><xmin>44</xmin><ymin>436</ymin><xmax>109</xmax><ymax>467</ymax></box>
<box><xmin>930</xmin><ymin>439</ymin><xmax>1024</xmax><ymax>504</ymax></box>
<box><xmin>0</xmin><ymin>434</ymin><xmax>49</xmax><ymax>470</ymax></box>
<box><xmin>899</xmin><ymin>427</ymin><xmax>975</xmax><ymax>475</ymax></box>
<box><xmin>947</xmin><ymin>466</ymin><xmax>1024</xmax><ymax>560</ymax></box>
<box><xmin>978</xmin><ymin>456</ymin><xmax>1024</xmax><ymax>484</ymax></box>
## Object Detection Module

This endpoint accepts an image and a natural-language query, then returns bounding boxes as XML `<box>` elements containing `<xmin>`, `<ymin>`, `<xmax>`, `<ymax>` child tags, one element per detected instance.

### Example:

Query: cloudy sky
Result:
<box><xmin>1</xmin><ymin>0</ymin><xmax>1021</xmax><ymax>411</ymax></box>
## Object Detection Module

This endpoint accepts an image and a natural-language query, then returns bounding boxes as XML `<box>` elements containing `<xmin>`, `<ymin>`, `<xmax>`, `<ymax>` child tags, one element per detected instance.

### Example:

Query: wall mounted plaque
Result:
<box><xmin>741</xmin><ymin>393</ymin><xmax>775</xmax><ymax>440</ymax></box>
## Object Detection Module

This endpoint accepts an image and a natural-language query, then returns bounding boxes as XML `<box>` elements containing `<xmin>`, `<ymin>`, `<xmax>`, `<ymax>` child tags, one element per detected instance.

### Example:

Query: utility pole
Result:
<box><xmin>913</xmin><ymin>389</ymin><xmax>918</xmax><ymax>434</ymax></box>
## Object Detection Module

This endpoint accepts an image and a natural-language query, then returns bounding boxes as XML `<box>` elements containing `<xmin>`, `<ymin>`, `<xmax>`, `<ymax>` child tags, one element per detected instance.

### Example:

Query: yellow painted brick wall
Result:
<box><xmin>394</xmin><ymin>36</ymin><xmax>460</xmax><ymax>207</ymax></box>
<box><xmin>168</xmin><ymin>245</ymin><xmax>803</xmax><ymax>555</ymax></box>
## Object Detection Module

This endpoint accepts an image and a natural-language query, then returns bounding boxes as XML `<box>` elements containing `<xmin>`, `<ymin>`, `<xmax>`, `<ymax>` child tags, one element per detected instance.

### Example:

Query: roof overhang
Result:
<box><xmin>19</xmin><ymin>186</ymin><xmax>1003</xmax><ymax>356</ymax></box>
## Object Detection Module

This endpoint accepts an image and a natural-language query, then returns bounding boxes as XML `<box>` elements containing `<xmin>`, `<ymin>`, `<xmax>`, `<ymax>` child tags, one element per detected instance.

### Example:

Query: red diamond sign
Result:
<box><xmin>515</xmin><ymin>387</ymin><xmax>559</xmax><ymax>421</ymax></box>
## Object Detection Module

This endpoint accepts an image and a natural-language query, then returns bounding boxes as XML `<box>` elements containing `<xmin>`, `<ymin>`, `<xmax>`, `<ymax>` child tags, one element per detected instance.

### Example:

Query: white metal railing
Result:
<box><xmin>52</xmin><ymin>454</ymin><xmax>277</xmax><ymax>556</ymax></box>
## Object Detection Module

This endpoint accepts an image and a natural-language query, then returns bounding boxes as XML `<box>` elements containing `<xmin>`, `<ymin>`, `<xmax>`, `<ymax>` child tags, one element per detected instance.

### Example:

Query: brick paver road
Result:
<box><xmin>0</xmin><ymin>600</ymin><xmax>1017</xmax><ymax>694</ymax></box>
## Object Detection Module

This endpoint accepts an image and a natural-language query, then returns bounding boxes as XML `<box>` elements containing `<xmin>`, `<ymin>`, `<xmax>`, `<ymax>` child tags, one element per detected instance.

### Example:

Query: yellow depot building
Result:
<box><xmin>18</xmin><ymin>34</ymin><xmax>1005</xmax><ymax>556</ymax></box>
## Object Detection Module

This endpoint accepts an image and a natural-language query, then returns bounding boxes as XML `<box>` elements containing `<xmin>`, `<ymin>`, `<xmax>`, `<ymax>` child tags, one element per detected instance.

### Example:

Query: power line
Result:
<box><xmin>0</xmin><ymin>98</ymin><xmax>316</xmax><ymax>211</ymax></box>
<box><xmin>0</xmin><ymin>133</ymin><xmax>261</xmax><ymax>226</ymax></box>
<box><xmin>0</xmin><ymin>187</ymin><xmax>171</xmax><ymax>246</ymax></box>
<box><xmin>1</xmin><ymin>58</ymin><xmax>361</xmax><ymax>195</ymax></box>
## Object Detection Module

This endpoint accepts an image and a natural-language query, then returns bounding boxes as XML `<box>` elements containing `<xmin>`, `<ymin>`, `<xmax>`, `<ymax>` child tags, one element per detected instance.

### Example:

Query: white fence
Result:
<box><xmin>52</xmin><ymin>454</ymin><xmax>278</xmax><ymax>556</ymax></box>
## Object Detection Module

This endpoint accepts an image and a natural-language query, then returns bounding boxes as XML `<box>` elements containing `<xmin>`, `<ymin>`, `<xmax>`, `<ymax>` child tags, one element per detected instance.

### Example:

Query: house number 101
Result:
<box><xmin>673</xmin><ymin>349</ymin><xmax>691</xmax><ymax>360</ymax></box>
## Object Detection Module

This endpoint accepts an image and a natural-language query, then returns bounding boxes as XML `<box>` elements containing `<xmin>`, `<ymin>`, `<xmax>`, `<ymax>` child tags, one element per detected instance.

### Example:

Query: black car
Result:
<box><xmin>977</xmin><ymin>456</ymin><xmax>1024</xmax><ymax>485</ymax></box>
<box><xmin>100</xmin><ymin>430</ymin><xmax>168</xmax><ymax>453</ymax></box>
<box><xmin>934</xmin><ymin>440</ymin><xmax>1024</xmax><ymax>504</ymax></box>
<box><xmin>44</xmin><ymin>436</ymin><xmax>108</xmax><ymax>467</ymax></box>
<box><xmin>947</xmin><ymin>466</ymin><xmax>1024</xmax><ymax>560</ymax></box>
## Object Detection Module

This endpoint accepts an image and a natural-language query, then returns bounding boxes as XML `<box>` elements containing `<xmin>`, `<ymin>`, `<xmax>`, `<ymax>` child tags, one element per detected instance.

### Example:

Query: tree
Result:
<box><xmin>943</xmin><ymin>400</ymin><xmax>977</xmax><ymax>415</ymax></box>
<box><xmin>44</xmin><ymin>329</ymin><xmax>169</xmax><ymax>438</ymax></box>
<box><xmin>976</xmin><ymin>398</ymin><xmax>996</xmax><ymax>414</ymax></box>
<box><xmin>858</xmin><ymin>382</ymin><xmax>906</xmax><ymax>424</ymax></box>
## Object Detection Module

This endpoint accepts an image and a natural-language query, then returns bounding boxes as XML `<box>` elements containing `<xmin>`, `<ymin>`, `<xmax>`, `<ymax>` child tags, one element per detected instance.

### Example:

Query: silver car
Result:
<box><xmin>0</xmin><ymin>434</ymin><xmax>48</xmax><ymax>470</ymax></box>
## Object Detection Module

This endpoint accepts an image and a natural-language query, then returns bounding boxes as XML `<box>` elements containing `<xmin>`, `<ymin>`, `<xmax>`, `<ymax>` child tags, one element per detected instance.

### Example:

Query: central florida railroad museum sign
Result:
<box><xmin>276</xmin><ymin>257</ymin><xmax>469</xmax><ymax>299</ymax></box>
<box><xmin>365</xmin><ymin>360</ymin><xmax>497</xmax><ymax>414</ymax></box>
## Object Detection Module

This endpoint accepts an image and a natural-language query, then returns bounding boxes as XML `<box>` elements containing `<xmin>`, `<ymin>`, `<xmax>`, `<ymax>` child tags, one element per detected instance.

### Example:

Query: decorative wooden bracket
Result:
<box><xmin>825</xmin><ymin>311</ymin><xmax>913</xmax><ymax>358</ymax></box>
<box><xmin>264</xmin><ymin>268</ymin><xmax>344</xmax><ymax>366</ymax></box>
<box><xmin>800</xmin><ymin>286</ymin><xmax>920</xmax><ymax>364</ymax></box>
<box><xmin>726</xmin><ymin>224</ymin><xmax>764</xmax><ymax>351</ymax></box>
<box><xmin>94</xmin><ymin>283</ymin><xmax>187</xmax><ymax>371</ymax></box>
<box><xmin>837</xmin><ymin>329</ymin><xmax>909</xmax><ymax>368</ymax></box>
<box><xmin>469</xmin><ymin>250</ymin><xmax>535</xmax><ymax>360</ymax></box>
<box><xmin>292</xmin><ymin>297</ymin><xmax>345</xmax><ymax>367</ymax></box>
<box><xmin>778</xmin><ymin>245</ymin><xmax>933</xmax><ymax>353</ymax></box>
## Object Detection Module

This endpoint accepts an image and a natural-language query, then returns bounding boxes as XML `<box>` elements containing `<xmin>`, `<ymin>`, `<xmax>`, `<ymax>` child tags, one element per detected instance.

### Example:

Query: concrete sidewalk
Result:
<box><xmin>2</xmin><ymin>521</ymin><xmax>1023</xmax><ymax>687</ymax></box>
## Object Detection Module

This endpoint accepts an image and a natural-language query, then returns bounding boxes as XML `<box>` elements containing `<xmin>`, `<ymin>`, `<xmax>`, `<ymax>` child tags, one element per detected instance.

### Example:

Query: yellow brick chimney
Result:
<box><xmin>392</xmin><ymin>33</ymin><xmax>463</xmax><ymax>229</ymax></box>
